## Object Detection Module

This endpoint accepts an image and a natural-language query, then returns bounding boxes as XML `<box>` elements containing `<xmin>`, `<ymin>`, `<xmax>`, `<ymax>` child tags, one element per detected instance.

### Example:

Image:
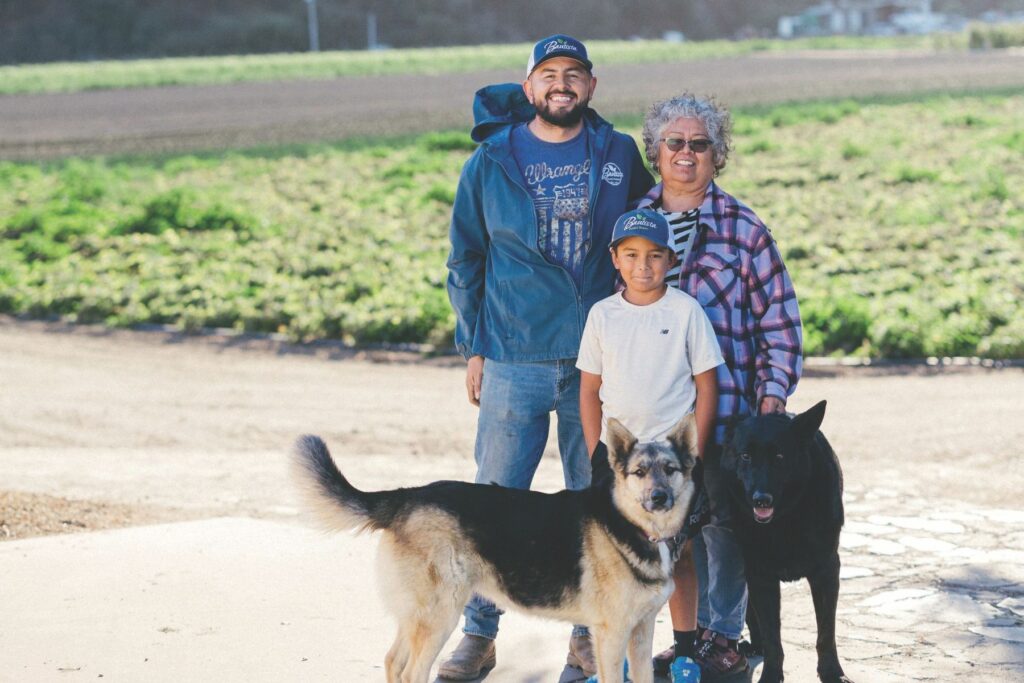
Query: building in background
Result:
<box><xmin>777</xmin><ymin>0</ymin><xmax>967</xmax><ymax>37</ymax></box>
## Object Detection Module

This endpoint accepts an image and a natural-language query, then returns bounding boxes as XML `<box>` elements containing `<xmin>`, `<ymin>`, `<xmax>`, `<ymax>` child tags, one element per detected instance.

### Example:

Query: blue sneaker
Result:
<box><xmin>670</xmin><ymin>656</ymin><xmax>701</xmax><ymax>682</ymax></box>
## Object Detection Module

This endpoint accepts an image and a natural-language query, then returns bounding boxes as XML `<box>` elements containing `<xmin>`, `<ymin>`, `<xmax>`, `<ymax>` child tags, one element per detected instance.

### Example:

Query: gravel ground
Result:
<box><xmin>0</xmin><ymin>490</ymin><xmax>194</xmax><ymax>541</ymax></box>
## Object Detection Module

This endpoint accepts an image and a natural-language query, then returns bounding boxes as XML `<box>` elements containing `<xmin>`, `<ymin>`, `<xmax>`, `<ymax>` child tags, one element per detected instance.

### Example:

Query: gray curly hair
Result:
<box><xmin>642</xmin><ymin>93</ymin><xmax>732</xmax><ymax>176</ymax></box>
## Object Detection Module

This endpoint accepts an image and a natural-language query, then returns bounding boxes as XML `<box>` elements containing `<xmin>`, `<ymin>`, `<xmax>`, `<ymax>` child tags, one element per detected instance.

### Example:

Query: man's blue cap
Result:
<box><xmin>526</xmin><ymin>34</ymin><xmax>593</xmax><ymax>77</ymax></box>
<box><xmin>609</xmin><ymin>209</ymin><xmax>671</xmax><ymax>249</ymax></box>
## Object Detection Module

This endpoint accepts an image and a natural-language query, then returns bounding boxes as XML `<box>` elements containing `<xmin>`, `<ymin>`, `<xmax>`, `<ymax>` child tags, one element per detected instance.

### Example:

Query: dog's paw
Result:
<box><xmin>817</xmin><ymin>663</ymin><xmax>853</xmax><ymax>683</ymax></box>
<box><xmin>738</xmin><ymin>639</ymin><xmax>763</xmax><ymax>658</ymax></box>
<box><xmin>756</xmin><ymin>672</ymin><xmax>783</xmax><ymax>683</ymax></box>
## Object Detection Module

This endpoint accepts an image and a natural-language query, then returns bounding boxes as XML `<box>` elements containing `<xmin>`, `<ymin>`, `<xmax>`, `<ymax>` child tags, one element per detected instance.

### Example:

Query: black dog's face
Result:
<box><xmin>720</xmin><ymin>401</ymin><xmax>826</xmax><ymax>524</ymax></box>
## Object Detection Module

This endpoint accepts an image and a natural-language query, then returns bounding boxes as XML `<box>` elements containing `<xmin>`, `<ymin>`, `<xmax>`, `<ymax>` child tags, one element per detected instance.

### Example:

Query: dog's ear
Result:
<box><xmin>720</xmin><ymin>414</ymin><xmax>744</xmax><ymax>447</ymax></box>
<box><xmin>791</xmin><ymin>400</ymin><xmax>826</xmax><ymax>441</ymax></box>
<box><xmin>606</xmin><ymin>418</ymin><xmax>638</xmax><ymax>468</ymax></box>
<box><xmin>666</xmin><ymin>413</ymin><xmax>699</xmax><ymax>464</ymax></box>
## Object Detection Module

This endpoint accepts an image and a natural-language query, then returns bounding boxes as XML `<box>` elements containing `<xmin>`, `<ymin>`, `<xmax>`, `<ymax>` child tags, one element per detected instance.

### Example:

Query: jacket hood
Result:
<box><xmin>470</xmin><ymin>82</ymin><xmax>610</xmax><ymax>143</ymax></box>
<box><xmin>471</xmin><ymin>83</ymin><xmax>535</xmax><ymax>142</ymax></box>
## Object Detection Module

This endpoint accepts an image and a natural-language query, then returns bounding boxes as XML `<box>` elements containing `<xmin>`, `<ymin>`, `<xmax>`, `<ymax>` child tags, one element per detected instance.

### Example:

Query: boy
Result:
<box><xmin>577</xmin><ymin>210</ymin><xmax>722</xmax><ymax>652</ymax></box>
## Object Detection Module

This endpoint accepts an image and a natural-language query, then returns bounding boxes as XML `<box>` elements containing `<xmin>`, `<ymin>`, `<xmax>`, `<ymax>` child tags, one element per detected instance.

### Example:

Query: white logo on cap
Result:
<box><xmin>622</xmin><ymin>215</ymin><xmax>658</xmax><ymax>231</ymax></box>
<box><xmin>544</xmin><ymin>39</ymin><xmax>579</xmax><ymax>54</ymax></box>
<box><xmin>601</xmin><ymin>163</ymin><xmax>623</xmax><ymax>186</ymax></box>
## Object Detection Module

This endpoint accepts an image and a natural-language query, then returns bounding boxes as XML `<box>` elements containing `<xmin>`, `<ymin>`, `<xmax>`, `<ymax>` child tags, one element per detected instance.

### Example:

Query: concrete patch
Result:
<box><xmin>969</xmin><ymin>626</ymin><xmax>1024</xmax><ymax>644</ymax></box>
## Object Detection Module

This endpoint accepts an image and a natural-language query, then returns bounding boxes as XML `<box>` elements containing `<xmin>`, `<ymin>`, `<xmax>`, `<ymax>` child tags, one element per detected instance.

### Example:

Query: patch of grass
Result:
<box><xmin>889</xmin><ymin>164</ymin><xmax>940</xmax><ymax>184</ymax></box>
<box><xmin>840</xmin><ymin>141</ymin><xmax>868</xmax><ymax>160</ymax></box>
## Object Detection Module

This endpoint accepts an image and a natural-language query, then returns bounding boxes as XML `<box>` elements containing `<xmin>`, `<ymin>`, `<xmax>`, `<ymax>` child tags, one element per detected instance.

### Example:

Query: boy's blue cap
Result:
<box><xmin>526</xmin><ymin>34</ymin><xmax>593</xmax><ymax>77</ymax></box>
<box><xmin>609</xmin><ymin>209</ymin><xmax>671</xmax><ymax>249</ymax></box>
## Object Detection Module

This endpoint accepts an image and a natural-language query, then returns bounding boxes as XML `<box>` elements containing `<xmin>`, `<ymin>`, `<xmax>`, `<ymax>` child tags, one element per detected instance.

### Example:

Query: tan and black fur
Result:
<box><xmin>290</xmin><ymin>415</ymin><xmax>700</xmax><ymax>683</ymax></box>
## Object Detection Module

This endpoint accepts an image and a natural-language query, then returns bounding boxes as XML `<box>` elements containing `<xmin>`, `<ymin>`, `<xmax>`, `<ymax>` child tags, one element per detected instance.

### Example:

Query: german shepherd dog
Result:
<box><xmin>290</xmin><ymin>416</ymin><xmax>701</xmax><ymax>683</ymax></box>
<box><xmin>716</xmin><ymin>401</ymin><xmax>854</xmax><ymax>683</ymax></box>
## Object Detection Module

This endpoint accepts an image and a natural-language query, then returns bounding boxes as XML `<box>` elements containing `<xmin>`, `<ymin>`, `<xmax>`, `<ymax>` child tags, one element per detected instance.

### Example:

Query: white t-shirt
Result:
<box><xmin>576</xmin><ymin>287</ymin><xmax>724</xmax><ymax>443</ymax></box>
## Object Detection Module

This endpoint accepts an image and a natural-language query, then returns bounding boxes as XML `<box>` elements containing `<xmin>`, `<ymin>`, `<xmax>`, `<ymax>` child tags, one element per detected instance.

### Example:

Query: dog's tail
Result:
<box><xmin>290</xmin><ymin>434</ymin><xmax>381</xmax><ymax>534</ymax></box>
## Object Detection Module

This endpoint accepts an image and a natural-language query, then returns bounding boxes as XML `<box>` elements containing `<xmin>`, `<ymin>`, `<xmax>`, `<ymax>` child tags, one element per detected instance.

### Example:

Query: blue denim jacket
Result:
<box><xmin>446</xmin><ymin>83</ymin><xmax>654</xmax><ymax>361</ymax></box>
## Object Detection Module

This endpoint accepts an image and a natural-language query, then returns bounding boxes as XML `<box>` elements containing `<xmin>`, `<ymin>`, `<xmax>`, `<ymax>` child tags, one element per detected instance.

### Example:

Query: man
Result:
<box><xmin>440</xmin><ymin>34</ymin><xmax>654</xmax><ymax>680</ymax></box>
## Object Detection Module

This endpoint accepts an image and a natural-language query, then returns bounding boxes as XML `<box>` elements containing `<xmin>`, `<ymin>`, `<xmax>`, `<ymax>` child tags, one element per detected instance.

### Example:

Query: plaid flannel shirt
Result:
<box><xmin>638</xmin><ymin>181</ymin><xmax>802</xmax><ymax>443</ymax></box>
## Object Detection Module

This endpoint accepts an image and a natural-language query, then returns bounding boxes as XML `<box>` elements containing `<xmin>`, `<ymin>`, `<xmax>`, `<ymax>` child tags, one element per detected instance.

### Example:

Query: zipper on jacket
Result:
<box><xmin>576</xmin><ymin>124</ymin><xmax>614</xmax><ymax>334</ymax></box>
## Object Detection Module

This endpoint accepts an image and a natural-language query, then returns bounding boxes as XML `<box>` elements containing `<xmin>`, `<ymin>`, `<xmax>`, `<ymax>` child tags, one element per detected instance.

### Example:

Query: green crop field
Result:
<box><xmin>0</xmin><ymin>34</ymin><xmax>949</xmax><ymax>95</ymax></box>
<box><xmin>1</xmin><ymin>92</ymin><xmax>1022</xmax><ymax>358</ymax></box>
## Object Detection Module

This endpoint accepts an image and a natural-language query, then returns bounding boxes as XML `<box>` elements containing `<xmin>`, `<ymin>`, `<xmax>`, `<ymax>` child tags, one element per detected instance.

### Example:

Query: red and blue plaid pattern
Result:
<box><xmin>639</xmin><ymin>182</ymin><xmax>803</xmax><ymax>443</ymax></box>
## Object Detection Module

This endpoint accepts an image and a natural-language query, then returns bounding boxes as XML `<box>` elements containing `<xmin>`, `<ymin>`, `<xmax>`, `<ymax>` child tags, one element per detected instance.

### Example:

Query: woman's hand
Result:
<box><xmin>760</xmin><ymin>396</ymin><xmax>786</xmax><ymax>415</ymax></box>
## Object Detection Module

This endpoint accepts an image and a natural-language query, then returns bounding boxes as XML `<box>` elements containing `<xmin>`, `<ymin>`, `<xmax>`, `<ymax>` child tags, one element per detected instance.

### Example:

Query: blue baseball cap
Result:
<box><xmin>526</xmin><ymin>34</ymin><xmax>593</xmax><ymax>77</ymax></box>
<box><xmin>609</xmin><ymin>209</ymin><xmax>671</xmax><ymax>249</ymax></box>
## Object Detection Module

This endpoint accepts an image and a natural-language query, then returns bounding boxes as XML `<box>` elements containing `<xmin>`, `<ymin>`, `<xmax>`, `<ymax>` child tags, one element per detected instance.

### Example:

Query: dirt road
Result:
<box><xmin>1</xmin><ymin>317</ymin><xmax>1022</xmax><ymax>541</ymax></box>
<box><xmin>2</xmin><ymin>50</ymin><xmax>1024</xmax><ymax>159</ymax></box>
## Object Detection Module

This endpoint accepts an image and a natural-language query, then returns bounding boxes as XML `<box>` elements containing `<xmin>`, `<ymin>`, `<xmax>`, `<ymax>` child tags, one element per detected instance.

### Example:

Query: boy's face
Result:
<box><xmin>611</xmin><ymin>236</ymin><xmax>677</xmax><ymax>301</ymax></box>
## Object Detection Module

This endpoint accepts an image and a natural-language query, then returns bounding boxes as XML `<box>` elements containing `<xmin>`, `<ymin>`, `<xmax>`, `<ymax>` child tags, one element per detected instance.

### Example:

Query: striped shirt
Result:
<box><xmin>654</xmin><ymin>206</ymin><xmax>700</xmax><ymax>284</ymax></box>
<box><xmin>638</xmin><ymin>182</ymin><xmax>803</xmax><ymax>444</ymax></box>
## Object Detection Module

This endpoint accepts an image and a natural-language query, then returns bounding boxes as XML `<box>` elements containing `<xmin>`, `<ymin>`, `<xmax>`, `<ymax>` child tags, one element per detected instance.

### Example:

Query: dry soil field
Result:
<box><xmin>2</xmin><ymin>49</ymin><xmax>1024</xmax><ymax>159</ymax></box>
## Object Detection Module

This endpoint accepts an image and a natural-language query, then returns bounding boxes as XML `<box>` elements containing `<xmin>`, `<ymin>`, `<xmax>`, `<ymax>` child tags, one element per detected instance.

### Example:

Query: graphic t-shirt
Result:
<box><xmin>510</xmin><ymin>123</ymin><xmax>591</xmax><ymax>287</ymax></box>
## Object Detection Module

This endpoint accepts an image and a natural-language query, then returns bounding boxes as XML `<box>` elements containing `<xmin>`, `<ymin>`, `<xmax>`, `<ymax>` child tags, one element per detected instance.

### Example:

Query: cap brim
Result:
<box><xmin>609</xmin><ymin>235</ymin><xmax>671</xmax><ymax>250</ymax></box>
<box><xmin>528</xmin><ymin>53</ymin><xmax>593</xmax><ymax>75</ymax></box>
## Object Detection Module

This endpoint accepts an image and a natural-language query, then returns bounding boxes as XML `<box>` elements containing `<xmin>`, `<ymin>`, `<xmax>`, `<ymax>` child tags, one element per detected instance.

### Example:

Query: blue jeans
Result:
<box><xmin>462</xmin><ymin>358</ymin><xmax>591</xmax><ymax>640</ymax></box>
<box><xmin>693</xmin><ymin>445</ymin><xmax>748</xmax><ymax>640</ymax></box>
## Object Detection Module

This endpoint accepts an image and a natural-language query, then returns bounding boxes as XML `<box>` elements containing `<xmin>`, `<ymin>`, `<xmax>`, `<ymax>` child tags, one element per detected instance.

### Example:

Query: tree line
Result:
<box><xmin>1</xmin><ymin>0</ymin><xmax>1020</xmax><ymax>65</ymax></box>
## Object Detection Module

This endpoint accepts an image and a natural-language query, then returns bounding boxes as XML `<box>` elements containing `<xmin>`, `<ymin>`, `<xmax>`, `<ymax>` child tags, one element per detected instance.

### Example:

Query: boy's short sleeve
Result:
<box><xmin>687</xmin><ymin>302</ymin><xmax>725</xmax><ymax>376</ymax></box>
<box><xmin>575</xmin><ymin>306</ymin><xmax>604</xmax><ymax>375</ymax></box>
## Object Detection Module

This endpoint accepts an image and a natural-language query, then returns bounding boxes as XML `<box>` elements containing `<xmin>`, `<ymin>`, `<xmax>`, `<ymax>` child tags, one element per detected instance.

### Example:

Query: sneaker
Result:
<box><xmin>566</xmin><ymin>632</ymin><xmax>597</xmax><ymax>678</ymax></box>
<box><xmin>670</xmin><ymin>656</ymin><xmax>702</xmax><ymax>682</ymax></box>
<box><xmin>437</xmin><ymin>634</ymin><xmax>496</xmax><ymax>680</ymax></box>
<box><xmin>654</xmin><ymin>628</ymin><xmax>703</xmax><ymax>676</ymax></box>
<box><xmin>653</xmin><ymin>644</ymin><xmax>677</xmax><ymax>675</ymax></box>
<box><xmin>694</xmin><ymin>630</ymin><xmax>748</xmax><ymax>678</ymax></box>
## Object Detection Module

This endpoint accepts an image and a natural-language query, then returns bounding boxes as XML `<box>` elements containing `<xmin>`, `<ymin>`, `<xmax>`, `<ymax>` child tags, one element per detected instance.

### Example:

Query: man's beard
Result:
<box><xmin>534</xmin><ymin>93</ymin><xmax>589</xmax><ymax>128</ymax></box>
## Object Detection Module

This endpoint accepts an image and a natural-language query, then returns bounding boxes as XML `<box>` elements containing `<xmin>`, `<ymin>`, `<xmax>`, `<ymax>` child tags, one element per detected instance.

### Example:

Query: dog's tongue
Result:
<box><xmin>753</xmin><ymin>507</ymin><xmax>774</xmax><ymax>522</ymax></box>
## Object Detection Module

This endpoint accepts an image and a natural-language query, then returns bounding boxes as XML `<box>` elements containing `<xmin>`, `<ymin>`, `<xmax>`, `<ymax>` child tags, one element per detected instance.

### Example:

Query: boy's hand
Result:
<box><xmin>760</xmin><ymin>396</ymin><xmax>786</xmax><ymax>415</ymax></box>
<box><xmin>466</xmin><ymin>355</ymin><xmax>484</xmax><ymax>407</ymax></box>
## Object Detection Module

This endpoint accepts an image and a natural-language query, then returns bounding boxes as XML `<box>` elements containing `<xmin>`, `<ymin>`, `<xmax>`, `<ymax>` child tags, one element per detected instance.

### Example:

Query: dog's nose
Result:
<box><xmin>650</xmin><ymin>489</ymin><xmax>670</xmax><ymax>509</ymax></box>
<box><xmin>753</xmin><ymin>492</ymin><xmax>774</xmax><ymax>508</ymax></box>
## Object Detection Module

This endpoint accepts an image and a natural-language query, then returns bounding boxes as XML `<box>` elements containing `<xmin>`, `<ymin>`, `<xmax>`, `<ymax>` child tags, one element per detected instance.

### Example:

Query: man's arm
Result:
<box><xmin>579</xmin><ymin>370</ymin><xmax>603</xmax><ymax>457</ymax></box>
<box><xmin>446</xmin><ymin>154</ymin><xmax>489</xmax><ymax>405</ymax></box>
<box><xmin>446</xmin><ymin>153</ymin><xmax>488</xmax><ymax>363</ymax></box>
<box><xmin>693</xmin><ymin>368</ymin><xmax>718</xmax><ymax>459</ymax></box>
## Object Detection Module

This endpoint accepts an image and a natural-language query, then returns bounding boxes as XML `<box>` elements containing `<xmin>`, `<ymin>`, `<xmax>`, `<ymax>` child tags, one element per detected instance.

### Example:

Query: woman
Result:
<box><xmin>638</xmin><ymin>94</ymin><xmax>803</xmax><ymax>677</ymax></box>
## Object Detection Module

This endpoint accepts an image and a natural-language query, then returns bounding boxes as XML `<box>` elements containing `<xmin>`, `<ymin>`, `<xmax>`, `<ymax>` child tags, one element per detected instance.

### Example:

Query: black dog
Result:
<box><xmin>715</xmin><ymin>401</ymin><xmax>853</xmax><ymax>683</ymax></box>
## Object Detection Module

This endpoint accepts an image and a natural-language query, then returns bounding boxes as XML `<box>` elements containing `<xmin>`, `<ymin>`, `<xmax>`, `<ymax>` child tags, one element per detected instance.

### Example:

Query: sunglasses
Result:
<box><xmin>660</xmin><ymin>137</ymin><xmax>713</xmax><ymax>153</ymax></box>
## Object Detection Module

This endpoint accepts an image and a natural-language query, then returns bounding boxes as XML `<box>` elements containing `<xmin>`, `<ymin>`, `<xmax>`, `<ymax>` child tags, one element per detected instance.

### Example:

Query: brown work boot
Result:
<box><xmin>437</xmin><ymin>634</ymin><xmax>496</xmax><ymax>680</ymax></box>
<box><xmin>694</xmin><ymin>630</ymin><xmax>748</xmax><ymax>678</ymax></box>
<box><xmin>566</xmin><ymin>632</ymin><xmax>597</xmax><ymax>677</ymax></box>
